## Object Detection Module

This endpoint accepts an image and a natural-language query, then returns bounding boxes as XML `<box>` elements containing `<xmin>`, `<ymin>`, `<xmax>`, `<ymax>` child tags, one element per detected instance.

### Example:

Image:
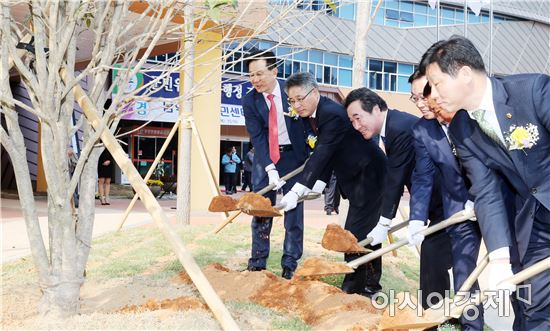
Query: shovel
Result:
<box><xmin>209</xmin><ymin>163</ymin><xmax>306</xmax><ymax>213</ymax></box>
<box><xmin>294</xmin><ymin>209</ymin><xmax>475</xmax><ymax>278</ymax></box>
<box><xmin>356</xmin><ymin>219</ymin><xmax>410</xmax><ymax>247</ymax></box>
<box><xmin>380</xmin><ymin>256</ymin><xmax>550</xmax><ymax>330</ymax></box>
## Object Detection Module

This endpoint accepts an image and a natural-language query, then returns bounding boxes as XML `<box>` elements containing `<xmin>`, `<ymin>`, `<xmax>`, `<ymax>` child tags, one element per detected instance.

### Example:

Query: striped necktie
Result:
<box><xmin>472</xmin><ymin>109</ymin><xmax>503</xmax><ymax>146</ymax></box>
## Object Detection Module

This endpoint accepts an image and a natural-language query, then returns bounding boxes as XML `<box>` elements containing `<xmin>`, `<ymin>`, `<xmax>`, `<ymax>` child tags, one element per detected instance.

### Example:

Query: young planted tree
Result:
<box><xmin>0</xmin><ymin>0</ymin><xmax>352</xmax><ymax>321</ymax></box>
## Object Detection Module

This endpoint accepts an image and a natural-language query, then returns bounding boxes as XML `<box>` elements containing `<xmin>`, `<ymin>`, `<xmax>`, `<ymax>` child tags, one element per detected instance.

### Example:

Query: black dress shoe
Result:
<box><xmin>334</xmin><ymin>208</ymin><xmax>339</xmax><ymax>214</ymax></box>
<box><xmin>281</xmin><ymin>267</ymin><xmax>294</xmax><ymax>280</ymax></box>
<box><xmin>363</xmin><ymin>285</ymin><xmax>382</xmax><ymax>297</ymax></box>
<box><xmin>325</xmin><ymin>210</ymin><xmax>332</xmax><ymax>215</ymax></box>
<box><xmin>246</xmin><ymin>266</ymin><xmax>265</xmax><ymax>272</ymax></box>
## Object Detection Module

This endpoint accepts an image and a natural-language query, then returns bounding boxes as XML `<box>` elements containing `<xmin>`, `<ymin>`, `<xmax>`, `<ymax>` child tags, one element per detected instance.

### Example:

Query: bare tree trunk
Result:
<box><xmin>176</xmin><ymin>2</ymin><xmax>195</xmax><ymax>225</ymax></box>
<box><xmin>352</xmin><ymin>0</ymin><xmax>371</xmax><ymax>88</ymax></box>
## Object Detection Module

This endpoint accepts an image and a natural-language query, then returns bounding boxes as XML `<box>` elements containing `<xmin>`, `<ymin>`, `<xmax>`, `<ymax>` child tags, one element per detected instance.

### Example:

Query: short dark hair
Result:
<box><xmin>245</xmin><ymin>49</ymin><xmax>278</xmax><ymax>72</ymax></box>
<box><xmin>408</xmin><ymin>69</ymin><xmax>424</xmax><ymax>84</ymax></box>
<box><xmin>285</xmin><ymin>72</ymin><xmax>318</xmax><ymax>92</ymax></box>
<box><xmin>344</xmin><ymin>87</ymin><xmax>387</xmax><ymax>113</ymax></box>
<box><xmin>419</xmin><ymin>36</ymin><xmax>486</xmax><ymax>76</ymax></box>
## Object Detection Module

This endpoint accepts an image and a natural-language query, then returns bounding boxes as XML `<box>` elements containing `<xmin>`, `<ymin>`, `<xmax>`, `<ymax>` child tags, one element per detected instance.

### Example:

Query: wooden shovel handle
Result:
<box><xmin>348</xmin><ymin>209</ymin><xmax>475</xmax><ymax>269</ymax></box>
<box><xmin>357</xmin><ymin>219</ymin><xmax>410</xmax><ymax>247</ymax></box>
<box><xmin>213</xmin><ymin>162</ymin><xmax>307</xmax><ymax>234</ymax></box>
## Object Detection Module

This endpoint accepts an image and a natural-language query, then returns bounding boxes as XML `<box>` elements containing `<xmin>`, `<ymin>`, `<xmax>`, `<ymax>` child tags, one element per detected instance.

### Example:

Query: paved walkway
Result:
<box><xmin>0</xmin><ymin>190</ymin><xmax>513</xmax><ymax>330</ymax></box>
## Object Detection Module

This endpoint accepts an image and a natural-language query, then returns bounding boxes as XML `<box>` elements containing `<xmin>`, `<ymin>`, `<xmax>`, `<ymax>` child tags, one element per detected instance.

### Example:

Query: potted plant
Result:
<box><xmin>146</xmin><ymin>179</ymin><xmax>164</xmax><ymax>197</ymax></box>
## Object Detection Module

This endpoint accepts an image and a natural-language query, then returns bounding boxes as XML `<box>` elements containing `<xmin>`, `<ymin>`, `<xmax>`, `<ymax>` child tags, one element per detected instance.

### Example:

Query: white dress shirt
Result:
<box><xmin>262</xmin><ymin>80</ymin><xmax>291</xmax><ymax>145</ymax></box>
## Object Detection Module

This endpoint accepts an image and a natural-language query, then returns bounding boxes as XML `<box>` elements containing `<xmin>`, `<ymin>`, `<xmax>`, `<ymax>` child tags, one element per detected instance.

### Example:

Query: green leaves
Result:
<box><xmin>204</xmin><ymin>0</ymin><xmax>238</xmax><ymax>23</ymax></box>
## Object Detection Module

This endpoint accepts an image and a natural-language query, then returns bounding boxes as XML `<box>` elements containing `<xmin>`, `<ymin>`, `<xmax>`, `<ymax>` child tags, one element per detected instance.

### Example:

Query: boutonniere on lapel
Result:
<box><xmin>284</xmin><ymin>107</ymin><xmax>300</xmax><ymax>120</ymax></box>
<box><xmin>306</xmin><ymin>134</ymin><xmax>317</xmax><ymax>149</ymax></box>
<box><xmin>505</xmin><ymin>123</ymin><xmax>539</xmax><ymax>151</ymax></box>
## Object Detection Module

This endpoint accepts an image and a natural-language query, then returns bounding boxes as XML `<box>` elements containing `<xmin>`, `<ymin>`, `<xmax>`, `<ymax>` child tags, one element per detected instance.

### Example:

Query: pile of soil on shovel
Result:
<box><xmin>321</xmin><ymin>223</ymin><xmax>369</xmax><ymax>253</ymax></box>
<box><xmin>172</xmin><ymin>263</ymin><xmax>381</xmax><ymax>330</ymax></box>
<box><xmin>294</xmin><ymin>257</ymin><xmax>354</xmax><ymax>280</ymax></box>
<box><xmin>208</xmin><ymin>195</ymin><xmax>238</xmax><ymax>212</ymax></box>
<box><xmin>236</xmin><ymin>193</ymin><xmax>281</xmax><ymax>217</ymax></box>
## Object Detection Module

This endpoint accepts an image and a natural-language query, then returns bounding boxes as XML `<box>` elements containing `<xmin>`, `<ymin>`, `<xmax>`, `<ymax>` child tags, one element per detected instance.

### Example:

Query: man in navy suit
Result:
<box><xmin>422</xmin><ymin>36</ymin><xmax>550</xmax><ymax>330</ymax></box>
<box><xmin>242</xmin><ymin>50</ymin><xmax>309</xmax><ymax>279</ymax></box>
<box><xmin>408</xmin><ymin>70</ymin><xmax>483</xmax><ymax>330</ymax></box>
<box><xmin>345</xmin><ymin>87</ymin><xmax>452</xmax><ymax>304</ymax></box>
<box><xmin>280</xmin><ymin>72</ymin><xmax>387</xmax><ymax>295</ymax></box>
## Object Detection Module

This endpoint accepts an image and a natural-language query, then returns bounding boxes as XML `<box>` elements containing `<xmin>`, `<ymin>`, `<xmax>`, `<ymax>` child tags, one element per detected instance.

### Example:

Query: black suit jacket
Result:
<box><xmin>382</xmin><ymin>109</ymin><xmax>444</xmax><ymax>222</ymax></box>
<box><xmin>300</xmin><ymin>96</ymin><xmax>387</xmax><ymax>203</ymax></box>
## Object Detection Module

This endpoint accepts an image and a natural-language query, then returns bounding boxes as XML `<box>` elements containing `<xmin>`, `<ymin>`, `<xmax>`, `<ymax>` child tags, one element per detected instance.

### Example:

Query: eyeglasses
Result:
<box><xmin>288</xmin><ymin>88</ymin><xmax>314</xmax><ymax>106</ymax></box>
<box><xmin>409</xmin><ymin>94</ymin><xmax>427</xmax><ymax>104</ymax></box>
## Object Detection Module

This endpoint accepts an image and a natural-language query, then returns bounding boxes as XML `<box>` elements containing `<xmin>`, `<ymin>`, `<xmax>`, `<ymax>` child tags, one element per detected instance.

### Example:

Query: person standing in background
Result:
<box><xmin>241</xmin><ymin>146</ymin><xmax>254</xmax><ymax>192</ymax></box>
<box><xmin>221</xmin><ymin>146</ymin><xmax>241</xmax><ymax>195</ymax></box>
<box><xmin>98</xmin><ymin>148</ymin><xmax>113</xmax><ymax>205</ymax></box>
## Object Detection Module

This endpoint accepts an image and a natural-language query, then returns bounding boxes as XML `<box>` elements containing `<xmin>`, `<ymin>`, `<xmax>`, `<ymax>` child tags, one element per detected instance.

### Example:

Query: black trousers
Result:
<box><xmin>224</xmin><ymin>172</ymin><xmax>237</xmax><ymax>193</ymax></box>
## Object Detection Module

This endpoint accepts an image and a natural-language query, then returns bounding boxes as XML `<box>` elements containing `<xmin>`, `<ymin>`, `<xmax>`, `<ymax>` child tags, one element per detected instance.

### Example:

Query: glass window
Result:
<box><xmin>400</xmin><ymin>11</ymin><xmax>413</xmax><ymax>22</ymax></box>
<box><xmin>481</xmin><ymin>14</ymin><xmax>490</xmax><ymax>23</ymax></box>
<box><xmin>309</xmin><ymin>50</ymin><xmax>323</xmax><ymax>63</ymax></box>
<box><xmin>385</xmin><ymin>9</ymin><xmax>400</xmax><ymax>20</ymax></box>
<box><xmin>277</xmin><ymin>47</ymin><xmax>291</xmax><ymax>57</ymax></box>
<box><xmin>369</xmin><ymin>72</ymin><xmax>383</xmax><ymax>90</ymax></box>
<box><xmin>369</xmin><ymin>59</ymin><xmax>382</xmax><ymax>71</ymax></box>
<box><xmin>384</xmin><ymin>61</ymin><xmax>397</xmax><ymax>73</ymax></box>
<box><xmin>339</xmin><ymin>69</ymin><xmax>352</xmax><ymax>87</ymax></box>
<box><xmin>443</xmin><ymin>8</ymin><xmax>454</xmax><ymax>19</ymax></box>
<box><xmin>315</xmin><ymin>64</ymin><xmax>323</xmax><ymax>82</ymax></box>
<box><xmin>415</xmin><ymin>14</ymin><xmax>427</xmax><ymax>26</ymax></box>
<box><xmin>339</xmin><ymin>3</ymin><xmax>355</xmax><ymax>20</ymax></box>
<box><xmin>443</xmin><ymin>18</ymin><xmax>454</xmax><ymax>25</ymax></box>
<box><xmin>324</xmin><ymin>53</ymin><xmax>338</xmax><ymax>66</ymax></box>
<box><xmin>386</xmin><ymin>19</ymin><xmax>399</xmax><ymax>27</ymax></box>
<box><xmin>308</xmin><ymin>63</ymin><xmax>315</xmax><ymax>75</ymax></box>
<box><xmin>386</xmin><ymin>1</ymin><xmax>399</xmax><ymax>10</ymax></box>
<box><xmin>414</xmin><ymin>2</ymin><xmax>428</xmax><ymax>15</ymax></box>
<box><xmin>428</xmin><ymin>15</ymin><xmax>437</xmax><ymax>26</ymax></box>
<box><xmin>397</xmin><ymin>76</ymin><xmax>410</xmax><ymax>93</ymax></box>
<box><xmin>400</xmin><ymin>1</ymin><xmax>413</xmax><ymax>12</ymax></box>
<box><xmin>375</xmin><ymin>10</ymin><xmax>385</xmax><ymax>25</ymax></box>
<box><xmin>294</xmin><ymin>50</ymin><xmax>308</xmax><ymax>61</ymax></box>
<box><xmin>398</xmin><ymin>63</ymin><xmax>413</xmax><ymax>75</ymax></box>
<box><xmin>469</xmin><ymin>12</ymin><xmax>481</xmax><ymax>23</ymax></box>
<box><xmin>292</xmin><ymin>61</ymin><xmax>301</xmax><ymax>74</ymax></box>
<box><xmin>339</xmin><ymin>55</ymin><xmax>352</xmax><ymax>68</ymax></box>
<box><xmin>258</xmin><ymin>41</ymin><xmax>274</xmax><ymax>50</ymax></box>
<box><xmin>284</xmin><ymin>60</ymin><xmax>292</xmax><ymax>77</ymax></box>
<box><xmin>455</xmin><ymin>10</ymin><xmax>464</xmax><ymax>22</ymax></box>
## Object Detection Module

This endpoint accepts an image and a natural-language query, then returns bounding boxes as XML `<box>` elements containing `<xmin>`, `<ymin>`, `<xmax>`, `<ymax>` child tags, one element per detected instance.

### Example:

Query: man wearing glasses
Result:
<box><xmin>408</xmin><ymin>70</ymin><xmax>483</xmax><ymax>329</ymax></box>
<box><xmin>281</xmin><ymin>72</ymin><xmax>387</xmax><ymax>297</ymax></box>
<box><xmin>242</xmin><ymin>50</ymin><xmax>309</xmax><ymax>280</ymax></box>
<box><xmin>344</xmin><ymin>86</ymin><xmax>451</xmax><ymax>303</ymax></box>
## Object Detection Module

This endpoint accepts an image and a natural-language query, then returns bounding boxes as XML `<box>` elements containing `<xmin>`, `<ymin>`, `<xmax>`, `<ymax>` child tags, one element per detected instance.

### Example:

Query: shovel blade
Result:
<box><xmin>294</xmin><ymin>257</ymin><xmax>354</xmax><ymax>279</ymax></box>
<box><xmin>237</xmin><ymin>192</ymin><xmax>282</xmax><ymax>217</ymax></box>
<box><xmin>208</xmin><ymin>195</ymin><xmax>239</xmax><ymax>212</ymax></box>
<box><xmin>241</xmin><ymin>208</ymin><xmax>282</xmax><ymax>217</ymax></box>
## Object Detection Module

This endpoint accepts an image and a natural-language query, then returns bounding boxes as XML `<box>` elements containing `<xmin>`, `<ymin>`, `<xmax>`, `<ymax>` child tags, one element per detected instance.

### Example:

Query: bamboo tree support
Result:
<box><xmin>116</xmin><ymin>118</ymin><xmax>181</xmax><ymax>232</ymax></box>
<box><xmin>61</xmin><ymin>68</ymin><xmax>239</xmax><ymax>330</ymax></box>
<box><xmin>187</xmin><ymin>115</ymin><xmax>229</xmax><ymax>216</ymax></box>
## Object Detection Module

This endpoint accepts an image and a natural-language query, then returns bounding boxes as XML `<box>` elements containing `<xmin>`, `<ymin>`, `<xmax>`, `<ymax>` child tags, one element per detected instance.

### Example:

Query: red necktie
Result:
<box><xmin>267</xmin><ymin>94</ymin><xmax>280</xmax><ymax>164</ymax></box>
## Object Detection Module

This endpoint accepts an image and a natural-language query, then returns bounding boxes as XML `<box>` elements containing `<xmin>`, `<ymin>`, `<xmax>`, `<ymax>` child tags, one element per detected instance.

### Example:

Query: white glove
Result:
<box><xmin>407</xmin><ymin>220</ymin><xmax>427</xmax><ymax>246</ymax></box>
<box><xmin>265</xmin><ymin>164</ymin><xmax>286</xmax><ymax>190</ymax></box>
<box><xmin>280</xmin><ymin>183</ymin><xmax>308</xmax><ymax>212</ymax></box>
<box><xmin>464</xmin><ymin>200</ymin><xmax>477</xmax><ymax>221</ymax></box>
<box><xmin>367</xmin><ymin>216</ymin><xmax>392</xmax><ymax>245</ymax></box>
<box><xmin>311</xmin><ymin>180</ymin><xmax>327</xmax><ymax>194</ymax></box>
<box><xmin>487</xmin><ymin>247</ymin><xmax>516</xmax><ymax>292</ymax></box>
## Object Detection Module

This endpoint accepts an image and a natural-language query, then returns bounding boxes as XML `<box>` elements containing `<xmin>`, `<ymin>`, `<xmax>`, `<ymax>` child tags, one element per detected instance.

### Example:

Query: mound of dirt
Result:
<box><xmin>321</xmin><ymin>223</ymin><xmax>369</xmax><ymax>253</ymax></box>
<box><xmin>118</xmin><ymin>296</ymin><xmax>207</xmax><ymax>313</ymax></box>
<box><xmin>195</xmin><ymin>263</ymin><xmax>380</xmax><ymax>330</ymax></box>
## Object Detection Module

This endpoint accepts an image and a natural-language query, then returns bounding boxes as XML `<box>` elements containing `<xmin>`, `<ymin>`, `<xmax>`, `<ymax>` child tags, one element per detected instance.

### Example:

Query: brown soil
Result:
<box><xmin>294</xmin><ymin>257</ymin><xmax>354</xmax><ymax>279</ymax></box>
<box><xmin>236</xmin><ymin>192</ymin><xmax>281</xmax><ymax>217</ymax></box>
<box><xmin>321</xmin><ymin>223</ymin><xmax>369</xmax><ymax>253</ymax></box>
<box><xmin>208</xmin><ymin>195</ymin><xmax>238</xmax><ymax>212</ymax></box>
<box><xmin>188</xmin><ymin>263</ymin><xmax>381</xmax><ymax>330</ymax></box>
<box><xmin>118</xmin><ymin>296</ymin><xmax>207</xmax><ymax>313</ymax></box>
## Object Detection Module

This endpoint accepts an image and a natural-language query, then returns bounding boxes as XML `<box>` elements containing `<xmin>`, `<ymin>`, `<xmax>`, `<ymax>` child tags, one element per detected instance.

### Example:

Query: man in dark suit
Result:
<box><xmin>422</xmin><ymin>36</ymin><xmax>550</xmax><ymax>330</ymax></box>
<box><xmin>409</xmin><ymin>70</ymin><xmax>483</xmax><ymax>330</ymax></box>
<box><xmin>344</xmin><ymin>87</ymin><xmax>452</xmax><ymax>306</ymax></box>
<box><xmin>280</xmin><ymin>72</ymin><xmax>387</xmax><ymax>295</ymax></box>
<box><xmin>242</xmin><ymin>50</ymin><xmax>309</xmax><ymax>279</ymax></box>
